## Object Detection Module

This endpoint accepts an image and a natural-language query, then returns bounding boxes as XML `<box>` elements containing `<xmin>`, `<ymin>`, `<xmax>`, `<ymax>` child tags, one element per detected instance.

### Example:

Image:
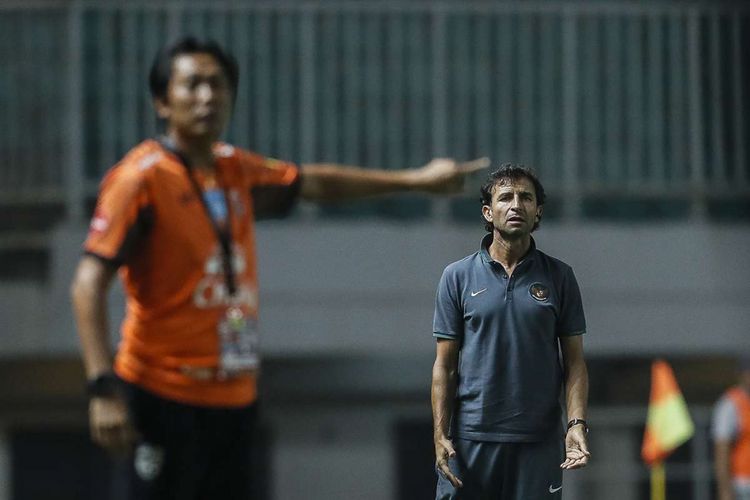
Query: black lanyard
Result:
<box><xmin>160</xmin><ymin>139</ymin><xmax>237</xmax><ymax>297</ymax></box>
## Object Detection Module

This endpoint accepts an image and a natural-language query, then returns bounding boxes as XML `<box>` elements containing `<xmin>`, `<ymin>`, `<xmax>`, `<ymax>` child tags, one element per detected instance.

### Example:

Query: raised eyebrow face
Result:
<box><xmin>493</xmin><ymin>183</ymin><xmax>536</xmax><ymax>202</ymax></box>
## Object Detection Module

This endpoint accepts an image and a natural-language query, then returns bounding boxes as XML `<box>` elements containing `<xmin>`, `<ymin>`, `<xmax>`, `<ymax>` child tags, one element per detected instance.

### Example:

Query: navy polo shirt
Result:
<box><xmin>433</xmin><ymin>234</ymin><xmax>586</xmax><ymax>442</ymax></box>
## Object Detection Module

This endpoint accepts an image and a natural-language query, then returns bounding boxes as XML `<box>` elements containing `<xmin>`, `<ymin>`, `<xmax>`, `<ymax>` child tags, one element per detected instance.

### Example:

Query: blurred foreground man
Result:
<box><xmin>431</xmin><ymin>165</ymin><xmax>590</xmax><ymax>500</ymax></box>
<box><xmin>71</xmin><ymin>36</ymin><xmax>486</xmax><ymax>499</ymax></box>
<box><xmin>713</xmin><ymin>357</ymin><xmax>750</xmax><ymax>500</ymax></box>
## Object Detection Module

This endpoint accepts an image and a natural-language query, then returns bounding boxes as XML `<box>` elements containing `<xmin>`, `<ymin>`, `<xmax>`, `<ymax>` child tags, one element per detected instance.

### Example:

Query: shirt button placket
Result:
<box><xmin>506</xmin><ymin>276</ymin><xmax>514</xmax><ymax>302</ymax></box>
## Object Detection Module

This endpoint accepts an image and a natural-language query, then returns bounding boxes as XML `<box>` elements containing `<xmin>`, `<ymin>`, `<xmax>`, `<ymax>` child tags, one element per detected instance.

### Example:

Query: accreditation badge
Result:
<box><xmin>218</xmin><ymin>306</ymin><xmax>260</xmax><ymax>375</ymax></box>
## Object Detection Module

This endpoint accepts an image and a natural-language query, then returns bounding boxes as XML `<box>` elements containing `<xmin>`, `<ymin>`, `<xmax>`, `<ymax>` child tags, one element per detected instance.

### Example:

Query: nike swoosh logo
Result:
<box><xmin>549</xmin><ymin>485</ymin><xmax>562</xmax><ymax>493</ymax></box>
<box><xmin>470</xmin><ymin>288</ymin><xmax>487</xmax><ymax>297</ymax></box>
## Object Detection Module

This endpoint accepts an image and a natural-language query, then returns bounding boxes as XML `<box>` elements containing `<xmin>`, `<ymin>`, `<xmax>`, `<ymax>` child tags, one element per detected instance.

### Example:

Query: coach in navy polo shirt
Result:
<box><xmin>432</xmin><ymin>164</ymin><xmax>590</xmax><ymax>500</ymax></box>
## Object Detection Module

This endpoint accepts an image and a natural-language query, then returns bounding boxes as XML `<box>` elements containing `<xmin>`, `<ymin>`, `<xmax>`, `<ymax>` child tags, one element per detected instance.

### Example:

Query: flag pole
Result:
<box><xmin>642</xmin><ymin>359</ymin><xmax>694</xmax><ymax>499</ymax></box>
<box><xmin>650</xmin><ymin>461</ymin><xmax>665</xmax><ymax>500</ymax></box>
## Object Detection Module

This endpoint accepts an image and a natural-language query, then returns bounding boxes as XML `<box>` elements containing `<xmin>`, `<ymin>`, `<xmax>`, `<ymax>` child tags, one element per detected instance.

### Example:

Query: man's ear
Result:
<box><xmin>536</xmin><ymin>206</ymin><xmax>543</xmax><ymax>221</ymax></box>
<box><xmin>482</xmin><ymin>205</ymin><xmax>493</xmax><ymax>223</ymax></box>
<box><xmin>153</xmin><ymin>98</ymin><xmax>170</xmax><ymax>120</ymax></box>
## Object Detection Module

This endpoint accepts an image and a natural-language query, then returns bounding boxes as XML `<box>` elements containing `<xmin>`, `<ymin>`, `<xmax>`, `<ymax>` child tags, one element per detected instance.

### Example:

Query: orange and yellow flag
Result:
<box><xmin>641</xmin><ymin>359</ymin><xmax>694</xmax><ymax>465</ymax></box>
<box><xmin>641</xmin><ymin>359</ymin><xmax>694</xmax><ymax>500</ymax></box>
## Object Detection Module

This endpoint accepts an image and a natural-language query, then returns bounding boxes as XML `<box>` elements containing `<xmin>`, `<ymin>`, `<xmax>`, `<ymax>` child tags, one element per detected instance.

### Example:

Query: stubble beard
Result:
<box><xmin>496</xmin><ymin>225</ymin><xmax>530</xmax><ymax>242</ymax></box>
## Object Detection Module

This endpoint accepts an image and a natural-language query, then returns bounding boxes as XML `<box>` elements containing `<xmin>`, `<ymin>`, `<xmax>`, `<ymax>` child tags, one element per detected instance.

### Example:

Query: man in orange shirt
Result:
<box><xmin>70</xmin><ymin>37</ymin><xmax>486</xmax><ymax>499</ymax></box>
<box><xmin>713</xmin><ymin>356</ymin><xmax>750</xmax><ymax>500</ymax></box>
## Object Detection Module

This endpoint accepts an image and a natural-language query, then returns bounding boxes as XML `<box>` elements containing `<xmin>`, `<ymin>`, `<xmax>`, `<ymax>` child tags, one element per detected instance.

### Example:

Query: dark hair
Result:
<box><xmin>480</xmin><ymin>163</ymin><xmax>546</xmax><ymax>232</ymax></box>
<box><xmin>149</xmin><ymin>36</ymin><xmax>239</xmax><ymax>102</ymax></box>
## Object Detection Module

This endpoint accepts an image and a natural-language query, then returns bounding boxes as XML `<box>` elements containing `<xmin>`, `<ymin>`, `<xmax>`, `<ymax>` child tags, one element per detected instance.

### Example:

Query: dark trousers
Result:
<box><xmin>122</xmin><ymin>382</ymin><xmax>258</xmax><ymax>500</ymax></box>
<box><xmin>436</xmin><ymin>437</ymin><xmax>564</xmax><ymax>500</ymax></box>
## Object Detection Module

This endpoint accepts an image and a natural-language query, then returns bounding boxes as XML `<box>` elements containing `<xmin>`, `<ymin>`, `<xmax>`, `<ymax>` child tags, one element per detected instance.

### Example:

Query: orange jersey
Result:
<box><xmin>728</xmin><ymin>387</ymin><xmax>750</xmax><ymax>479</ymax></box>
<box><xmin>84</xmin><ymin>139</ymin><xmax>299</xmax><ymax>407</ymax></box>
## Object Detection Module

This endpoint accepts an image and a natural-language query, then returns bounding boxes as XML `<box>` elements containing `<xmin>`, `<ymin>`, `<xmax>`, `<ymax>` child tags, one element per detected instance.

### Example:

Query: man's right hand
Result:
<box><xmin>89</xmin><ymin>396</ymin><xmax>138</xmax><ymax>455</ymax></box>
<box><xmin>435</xmin><ymin>436</ymin><xmax>463</xmax><ymax>488</ymax></box>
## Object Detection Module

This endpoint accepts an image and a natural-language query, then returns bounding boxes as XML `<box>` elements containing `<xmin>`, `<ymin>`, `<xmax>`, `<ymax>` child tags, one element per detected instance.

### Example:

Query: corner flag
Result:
<box><xmin>641</xmin><ymin>359</ymin><xmax>694</xmax><ymax>500</ymax></box>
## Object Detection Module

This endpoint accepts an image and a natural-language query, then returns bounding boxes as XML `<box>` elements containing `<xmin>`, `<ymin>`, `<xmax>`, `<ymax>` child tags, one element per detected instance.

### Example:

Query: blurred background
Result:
<box><xmin>1</xmin><ymin>0</ymin><xmax>749</xmax><ymax>498</ymax></box>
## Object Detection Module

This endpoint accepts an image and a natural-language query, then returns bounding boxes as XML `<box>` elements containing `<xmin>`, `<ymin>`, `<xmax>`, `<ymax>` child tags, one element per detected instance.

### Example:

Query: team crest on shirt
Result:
<box><xmin>529</xmin><ymin>283</ymin><xmax>549</xmax><ymax>301</ymax></box>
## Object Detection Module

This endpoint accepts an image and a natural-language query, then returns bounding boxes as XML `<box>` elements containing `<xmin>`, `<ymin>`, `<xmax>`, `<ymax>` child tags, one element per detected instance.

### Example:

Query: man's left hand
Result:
<box><xmin>560</xmin><ymin>426</ymin><xmax>590</xmax><ymax>470</ymax></box>
<box><xmin>414</xmin><ymin>157</ymin><xmax>490</xmax><ymax>194</ymax></box>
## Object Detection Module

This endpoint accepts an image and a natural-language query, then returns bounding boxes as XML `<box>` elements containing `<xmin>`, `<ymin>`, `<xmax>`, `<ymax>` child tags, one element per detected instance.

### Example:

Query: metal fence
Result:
<box><xmin>1</xmin><ymin>1</ymin><xmax>749</xmax><ymax>221</ymax></box>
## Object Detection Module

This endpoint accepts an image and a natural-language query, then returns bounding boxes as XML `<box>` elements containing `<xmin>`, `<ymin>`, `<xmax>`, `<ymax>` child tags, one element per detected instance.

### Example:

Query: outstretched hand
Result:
<box><xmin>560</xmin><ymin>426</ymin><xmax>590</xmax><ymax>470</ymax></box>
<box><xmin>415</xmin><ymin>157</ymin><xmax>490</xmax><ymax>194</ymax></box>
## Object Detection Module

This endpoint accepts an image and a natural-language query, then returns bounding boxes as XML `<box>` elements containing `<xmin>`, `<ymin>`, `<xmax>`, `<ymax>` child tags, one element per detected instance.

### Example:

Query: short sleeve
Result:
<box><xmin>233</xmin><ymin>148</ymin><xmax>300</xmax><ymax>219</ymax></box>
<box><xmin>233</xmin><ymin>148</ymin><xmax>299</xmax><ymax>188</ymax></box>
<box><xmin>433</xmin><ymin>266</ymin><xmax>464</xmax><ymax>340</ymax></box>
<box><xmin>84</xmin><ymin>166</ymin><xmax>152</xmax><ymax>266</ymax></box>
<box><xmin>712</xmin><ymin>396</ymin><xmax>739</xmax><ymax>441</ymax></box>
<box><xmin>557</xmin><ymin>266</ymin><xmax>586</xmax><ymax>337</ymax></box>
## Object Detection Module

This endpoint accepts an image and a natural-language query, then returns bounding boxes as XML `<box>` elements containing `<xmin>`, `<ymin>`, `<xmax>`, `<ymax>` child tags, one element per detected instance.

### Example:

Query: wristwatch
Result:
<box><xmin>566</xmin><ymin>418</ymin><xmax>589</xmax><ymax>434</ymax></box>
<box><xmin>86</xmin><ymin>373</ymin><xmax>120</xmax><ymax>398</ymax></box>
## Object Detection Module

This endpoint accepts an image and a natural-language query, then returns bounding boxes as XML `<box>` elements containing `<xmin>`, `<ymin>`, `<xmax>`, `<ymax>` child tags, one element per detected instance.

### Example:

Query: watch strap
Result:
<box><xmin>86</xmin><ymin>373</ymin><xmax>120</xmax><ymax>398</ymax></box>
<box><xmin>566</xmin><ymin>418</ymin><xmax>589</xmax><ymax>434</ymax></box>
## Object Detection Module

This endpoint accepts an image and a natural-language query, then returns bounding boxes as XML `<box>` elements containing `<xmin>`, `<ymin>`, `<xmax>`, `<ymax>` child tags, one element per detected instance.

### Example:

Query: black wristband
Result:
<box><xmin>86</xmin><ymin>373</ymin><xmax>120</xmax><ymax>398</ymax></box>
<box><xmin>566</xmin><ymin>418</ymin><xmax>589</xmax><ymax>434</ymax></box>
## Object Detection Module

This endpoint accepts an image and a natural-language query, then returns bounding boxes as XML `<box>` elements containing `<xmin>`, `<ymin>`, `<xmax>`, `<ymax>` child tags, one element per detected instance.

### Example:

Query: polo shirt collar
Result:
<box><xmin>480</xmin><ymin>233</ymin><xmax>538</xmax><ymax>266</ymax></box>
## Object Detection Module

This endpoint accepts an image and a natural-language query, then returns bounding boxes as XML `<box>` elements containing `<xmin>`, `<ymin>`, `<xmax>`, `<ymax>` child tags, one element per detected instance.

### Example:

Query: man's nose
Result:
<box><xmin>197</xmin><ymin>82</ymin><xmax>216</xmax><ymax>102</ymax></box>
<box><xmin>510</xmin><ymin>194</ymin><xmax>522</xmax><ymax>209</ymax></box>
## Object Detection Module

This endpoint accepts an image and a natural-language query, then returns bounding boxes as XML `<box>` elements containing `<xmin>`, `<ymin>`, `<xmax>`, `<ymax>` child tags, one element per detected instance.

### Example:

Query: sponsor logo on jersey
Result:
<box><xmin>193</xmin><ymin>243</ymin><xmax>258</xmax><ymax>312</ymax></box>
